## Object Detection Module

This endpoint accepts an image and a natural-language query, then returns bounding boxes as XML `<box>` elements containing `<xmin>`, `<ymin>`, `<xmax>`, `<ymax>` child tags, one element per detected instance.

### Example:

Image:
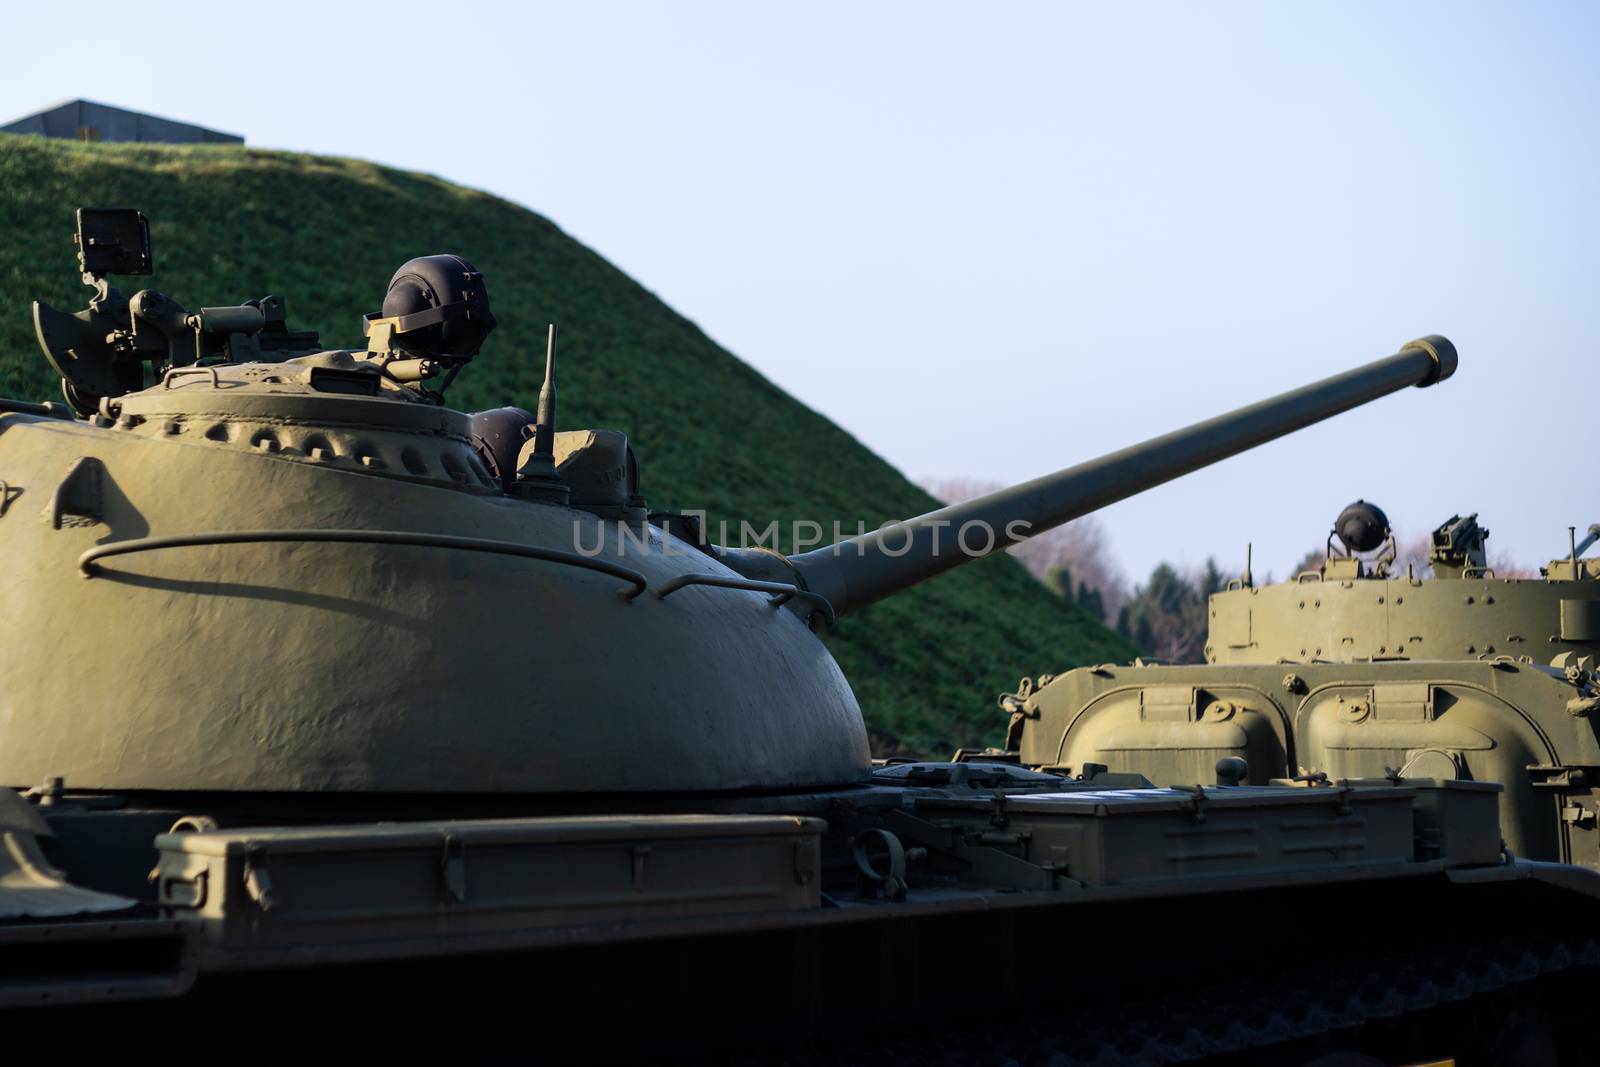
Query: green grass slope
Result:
<box><xmin>0</xmin><ymin>135</ymin><xmax>1135</xmax><ymax>754</ymax></box>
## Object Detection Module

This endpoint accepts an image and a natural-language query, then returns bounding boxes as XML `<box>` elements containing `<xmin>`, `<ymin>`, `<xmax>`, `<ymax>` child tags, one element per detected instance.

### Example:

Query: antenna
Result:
<box><xmin>1244</xmin><ymin>543</ymin><xmax>1253</xmax><ymax>589</ymax></box>
<box><xmin>534</xmin><ymin>324</ymin><xmax>557</xmax><ymax>458</ymax></box>
<box><xmin>512</xmin><ymin>323</ymin><xmax>569</xmax><ymax>502</ymax></box>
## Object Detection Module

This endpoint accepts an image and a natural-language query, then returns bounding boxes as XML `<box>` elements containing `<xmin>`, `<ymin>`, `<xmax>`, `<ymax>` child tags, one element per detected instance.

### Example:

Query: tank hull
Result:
<box><xmin>8</xmin><ymin>778</ymin><xmax>1600</xmax><ymax>1066</ymax></box>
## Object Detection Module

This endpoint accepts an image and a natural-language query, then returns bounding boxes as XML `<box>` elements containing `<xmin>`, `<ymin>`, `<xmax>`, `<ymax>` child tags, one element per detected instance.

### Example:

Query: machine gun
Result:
<box><xmin>1429</xmin><ymin>512</ymin><xmax>1489</xmax><ymax>578</ymax></box>
<box><xmin>32</xmin><ymin>208</ymin><xmax>321</xmax><ymax>414</ymax></box>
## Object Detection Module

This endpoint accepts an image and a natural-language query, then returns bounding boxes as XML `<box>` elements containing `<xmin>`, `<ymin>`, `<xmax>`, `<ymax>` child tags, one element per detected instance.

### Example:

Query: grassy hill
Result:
<box><xmin>0</xmin><ymin>135</ymin><xmax>1135</xmax><ymax>754</ymax></box>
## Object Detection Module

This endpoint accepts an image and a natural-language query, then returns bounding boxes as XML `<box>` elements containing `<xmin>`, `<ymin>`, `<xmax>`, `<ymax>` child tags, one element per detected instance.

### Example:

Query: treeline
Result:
<box><xmin>1046</xmin><ymin>559</ymin><xmax>1230</xmax><ymax>663</ymax></box>
<box><xmin>924</xmin><ymin>479</ymin><xmax>1230</xmax><ymax>663</ymax></box>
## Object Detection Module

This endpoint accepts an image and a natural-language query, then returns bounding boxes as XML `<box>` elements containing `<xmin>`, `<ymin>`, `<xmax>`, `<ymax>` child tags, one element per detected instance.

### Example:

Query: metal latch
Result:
<box><xmin>793</xmin><ymin>840</ymin><xmax>817</xmax><ymax>886</ymax></box>
<box><xmin>242</xmin><ymin>846</ymin><xmax>278</xmax><ymax>911</ymax></box>
<box><xmin>630</xmin><ymin>845</ymin><xmax>651</xmax><ymax>892</ymax></box>
<box><xmin>1171</xmin><ymin>783</ymin><xmax>1210</xmax><ymax>823</ymax></box>
<box><xmin>440</xmin><ymin>834</ymin><xmax>467</xmax><ymax>905</ymax></box>
<box><xmin>159</xmin><ymin>869</ymin><xmax>207</xmax><ymax>909</ymax></box>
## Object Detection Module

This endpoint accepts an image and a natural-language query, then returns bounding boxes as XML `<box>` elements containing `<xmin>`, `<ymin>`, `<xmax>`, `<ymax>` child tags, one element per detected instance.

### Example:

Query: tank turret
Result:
<box><xmin>1205</xmin><ymin>505</ymin><xmax>1600</xmax><ymax>664</ymax></box>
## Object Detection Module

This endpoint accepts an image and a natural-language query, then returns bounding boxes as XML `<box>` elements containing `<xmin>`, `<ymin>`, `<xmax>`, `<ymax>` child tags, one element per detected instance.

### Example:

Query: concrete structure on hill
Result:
<box><xmin>1</xmin><ymin>99</ymin><xmax>242</xmax><ymax>144</ymax></box>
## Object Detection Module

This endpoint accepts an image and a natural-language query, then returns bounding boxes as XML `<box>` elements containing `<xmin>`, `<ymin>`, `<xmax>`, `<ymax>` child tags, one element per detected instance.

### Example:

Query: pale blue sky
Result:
<box><xmin>4</xmin><ymin>1</ymin><xmax>1594</xmax><ymax>582</ymax></box>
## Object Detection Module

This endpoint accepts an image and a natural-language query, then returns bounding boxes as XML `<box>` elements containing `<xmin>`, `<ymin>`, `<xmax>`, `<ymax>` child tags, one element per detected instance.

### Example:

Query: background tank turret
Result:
<box><xmin>12</xmin><ymin>209</ymin><xmax>1600</xmax><ymax>1065</ymax></box>
<box><xmin>1018</xmin><ymin>499</ymin><xmax>1600</xmax><ymax>870</ymax></box>
<box><xmin>1204</xmin><ymin>507</ymin><xmax>1600</xmax><ymax>665</ymax></box>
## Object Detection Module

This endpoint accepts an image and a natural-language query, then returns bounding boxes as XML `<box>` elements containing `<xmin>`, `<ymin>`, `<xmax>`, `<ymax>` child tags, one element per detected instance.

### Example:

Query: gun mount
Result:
<box><xmin>32</xmin><ymin>210</ymin><xmax>324</xmax><ymax>414</ymax></box>
<box><xmin>1430</xmin><ymin>512</ymin><xmax>1489</xmax><ymax>578</ymax></box>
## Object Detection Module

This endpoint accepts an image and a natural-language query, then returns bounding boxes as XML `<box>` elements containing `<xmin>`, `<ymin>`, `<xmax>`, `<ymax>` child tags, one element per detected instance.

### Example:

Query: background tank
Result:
<box><xmin>1018</xmin><ymin>502</ymin><xmax>1600</xmax><ymax>867</ymax></box>
<box><xmin>12</xmin><ymin>210</ymin><xmax>1600</xmax><ymax>1065</ymax></box>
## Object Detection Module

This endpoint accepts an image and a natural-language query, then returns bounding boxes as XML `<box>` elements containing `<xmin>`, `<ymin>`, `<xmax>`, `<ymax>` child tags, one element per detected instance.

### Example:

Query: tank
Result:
<box><xmin>1016</xmin><ymin>502</ymin><xmax>1600</xmax><ymax>870</ymax></box>
<box><xmin>5</xmin><ymin>208</ymin><xmax>1600</xmax><ymax>1065</ymax></box>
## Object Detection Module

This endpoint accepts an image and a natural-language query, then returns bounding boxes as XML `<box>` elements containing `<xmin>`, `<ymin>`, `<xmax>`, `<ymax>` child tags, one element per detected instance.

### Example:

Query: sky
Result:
<box><xmin>4</xmin><ymin>1</ymin><xmax>1595</xmax><ymax>584</ymax></box>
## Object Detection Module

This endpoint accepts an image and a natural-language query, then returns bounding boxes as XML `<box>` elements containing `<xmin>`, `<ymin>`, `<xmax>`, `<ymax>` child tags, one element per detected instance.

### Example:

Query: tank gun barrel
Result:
<box><xmin>783</xmin><ymin>336</ymin><xmax>1457</xmax><ymax>617</ymax></box>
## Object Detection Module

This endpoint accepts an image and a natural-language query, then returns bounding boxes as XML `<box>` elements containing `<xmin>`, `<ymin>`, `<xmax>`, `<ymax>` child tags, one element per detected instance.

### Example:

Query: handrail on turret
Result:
<box><xmin>655</xmin><ymin>573</ymin><xmax>836</xmax><ymax>626</ymax></box>
<box><xmin>78</xmin><ymin>529</ymin><xmax>650</xmax><ymax>599</ymax></box>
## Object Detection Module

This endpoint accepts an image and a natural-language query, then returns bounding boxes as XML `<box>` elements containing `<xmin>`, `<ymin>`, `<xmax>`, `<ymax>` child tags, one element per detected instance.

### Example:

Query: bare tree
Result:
<box><xmin>921</xmin><ymin>478</ymin><xmax>1127</xmax><ymax>621</ymax></box>
<box><xmin>1489</xmin><ymin>554</ymin><xmax>1540</xmax><ymax>580</ymax></box>
<box><xmin>1393</xmin><ymin>531</ymin><xmax>1433</xmax><ymax>577</ymax></box>
<box><xmin>1289</xmin><ymin>547</ymin><xmax>1327</xmax><ymax>579</ymax></box>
